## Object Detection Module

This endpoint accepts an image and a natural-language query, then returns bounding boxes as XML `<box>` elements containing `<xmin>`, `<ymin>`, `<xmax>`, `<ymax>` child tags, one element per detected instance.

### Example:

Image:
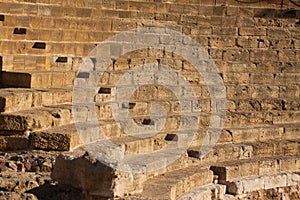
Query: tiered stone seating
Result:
<box><xmin>0</xmin><ymin>0</ymin><xmax>299</xmax><ymax>199</ymax></box>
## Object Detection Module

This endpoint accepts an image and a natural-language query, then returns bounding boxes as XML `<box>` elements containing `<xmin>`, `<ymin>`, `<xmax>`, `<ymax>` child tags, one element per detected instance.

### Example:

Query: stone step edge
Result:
<box><xmin>0</xmin><ymin>87</ymin><xmax>73</xmax><ymax>113</ymax></box>
<box><xmin>188</xmin><ymin>139</ymin><xmax>300</xmax><ymax>160</ymax></box>
<box><xmin>0</xmin><ymin>103</ymin><xmax>73</xmax><ymax>134</ymax></box>
<box><xmin>177</xmin><ymin>183</ymin><xmax>226</xmax><ymax>200</ymax></box>
<box><xmin>1</xmin><ymin>71</ymin><xmax>76</xmax><ymax>89</ymax></box>
<box><xmin>220</xmin><ymin>172</ymin><xmax>300</xmax><ymax>195</ymax></box>
<box><xmin>139</xmin><ymin>166</ymin><xmax>214</xmax><ymax>200</ymax></box>
<box><xmin>210</xmin><ymin>155</ymin><xmax>300</xmax><ymax>182</ymax></box>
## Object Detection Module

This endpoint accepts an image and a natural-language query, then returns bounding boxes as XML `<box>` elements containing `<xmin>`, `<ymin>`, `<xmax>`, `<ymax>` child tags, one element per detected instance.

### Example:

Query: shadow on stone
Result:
<box><xmin>27</xmin><ymin>183</ymin><xmax>84</xmax><ymax>200</ymax></box>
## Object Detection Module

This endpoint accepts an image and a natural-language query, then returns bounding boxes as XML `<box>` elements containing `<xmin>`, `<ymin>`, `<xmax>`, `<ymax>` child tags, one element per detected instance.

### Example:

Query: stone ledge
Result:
<box><xmin>221</xmin><ymin>172</ymin><xmax>300</xmax><ymax>195</ymax></box>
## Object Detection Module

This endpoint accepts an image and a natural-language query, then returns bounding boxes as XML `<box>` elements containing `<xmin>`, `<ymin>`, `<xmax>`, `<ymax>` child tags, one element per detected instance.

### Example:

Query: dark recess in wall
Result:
<box><xmin>0</xmin><ymin>56</ymin><xmax>2</xmax><ymax>87</ymax></box>
<box><xmin>0</xmin><ymin>15</ymin><xmax>4</xmax><ymax>21</ymax></box>
<box><xmin>56</xmin><ymin>57</ymin><xmax>68</xmax><ymax>63</ymax></box>
<box><xmin>98</xmin><ymin>87</ymin><xmax>111</xmax><ymax>94</ymax></box>
<box><xmin>32</xmin><ymin>42</ymin><xmax>46</xmax><ymax>49</ymax></box>
<box><xmin>13</xmin><ymin>28</ymin><xmax>27</xmax><ymax>34</ymax></box>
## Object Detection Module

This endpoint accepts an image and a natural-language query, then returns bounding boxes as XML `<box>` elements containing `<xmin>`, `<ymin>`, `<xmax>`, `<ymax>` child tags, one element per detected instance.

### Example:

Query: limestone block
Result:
<box><xmin>242</xmin><ymin>176</ymin><xmax>264</xmax><ymax>194</ymax></box>
<box><xmin>274</xmin><ymin>141</ymin><xmax>300</xmax><ymax>157</ymax></box>
<box><xmin>236</xmin><ymin>37</ymin><xmax>258</xmax><ymax>48</ymax></box>
<box><xmin>0</xmin><ymin>105</ymin><xmax>72</xmax><ymax>132</ymax></box>
<box><xmin>211</xmin><ymin>160</ymin><xmax>259</xmax><ymax>181</ymax></box>
<box><xmin>267</xmin><ymin>27</ymin><xmax>291</xmax><ymax>38</ymax></box>
<box><xmin>225</xmin><ymin>180</ymin><xmax>244</xmax><ymax>195</ymax></box>
<box><xmin>250</xmin><ymin>50</ymin><xmax>278</xmax><ymax>61</ymax></box>
<box><xmin>264</xmin><ymin>174</ymin><xmax>287</xmax><ymax>189</ymax></box>
<box><xmin>141</xmin><ymin>166</ymin><xmax>213</xmax><ymax>200</ymax></box>
<box><xmin>29</xmin><ymin>124</ymin><xmax>82</xmax><ymax>151</ymax></box>
<box><xmin>209</xmin><ymin>36</ymin><xmax>236</xmax><ymax>47</ymax></box>
<box><xmin>258</xmin><ymin>159</ymin><xmax>280</xmax><ymax>175</ymax></box>
<box><xmin>280</xmin><ymin>156</ymin><xmax>300</xmax><ymax>172</ymax></box>
<box><xmin>239</xmin><ymin>27</ymin><xmax>266</xmax><ymax>36</ymax></box>
<box><xmin>231</xmin><ymin>129</ymin><xmax>259</xmax><ymax>144</ymax></box>
<box><xmin>252</xmin><ymin>142</ymin><xmax>274</xmax><ymax>158</ymax></box>
<box><xmin>0</xmin><ymin>89</ymin><xmax>33</xmax><ymax>112</ymax></box>
<box><xmin>223</xmin><ymin>50</ymin><xmax>250</xmax><ymax>62</ymax></box>
<box><xmin>213</xmin><ymin>27</ymin><xmax>237</xmax><ymax>35</ymax></box>
<box><xmin>51</xmin><ymin>148</ymin><xmax>136</xmax><ymax>198</ymax></box>
<box><xmin>286</xmin><ymin>172</ymin><xmax>300</xmax><ymax>186</ymax></box>
<box><xmin>0</xmin><ymin>135</ymin><xmax>28</xmax><ymax>151</ymax></box>
<box><xmin>283</xmin><ymin>127</ymin><xmax>300</xmax><ymax>140</ymax></box>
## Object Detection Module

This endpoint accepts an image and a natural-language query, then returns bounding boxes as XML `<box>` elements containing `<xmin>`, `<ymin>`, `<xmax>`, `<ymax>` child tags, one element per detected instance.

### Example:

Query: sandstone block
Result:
<box><xmin>242</xmin><ymin>176</ymin><xmax>264</xmax><ymax>194</ymax></box>
<box><xmin>239</xmin><ymin>27</ymin><xmax>266</xmax><ymax>36</ymax></box>
<box><xmin>264</xmin><ymin>174</ymin><xmax>287</xmax><ymax>189</ymax></box>
<box><xmin>29</xmin><ymin>124</ymin><xmax>82</xmax><ymax>151</ymax></box>
<box><xmin>280</xmin><ymin>156</ymin><xmax>300</xmax><ymax>172</ymax></box>
<box><xmin>52</xmin><ymin>147</ymin><xmax>138</xmax><ymax>198</ymax></box>
<box><xmin>0</xmin><ymin>135</ymin><xmax>28</xmax><ymax>151</ymax></box>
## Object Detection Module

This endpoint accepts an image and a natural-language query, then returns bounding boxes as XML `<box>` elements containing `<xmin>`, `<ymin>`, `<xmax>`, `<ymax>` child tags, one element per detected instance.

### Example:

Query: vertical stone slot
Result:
<box><xmin>128</xmin><ymin>103</ymin><xmax>136</xmax><ymax>109</ymax></box>
<box><xmin>56</xmin><ymin>57</ymin><xmax>68</xmax><ymax>63</ymax></box>
<box><xmin>13</xmin><ymin>28</ymin><xmax>27</xmax><ymax>34</ymax></box>
<box><xmin>0</xmin><ymin>56</ymin><xmax>2</xmax><ymax>87</ymax></box>
<box><xmin>32</xmin><ymin>42</ymin><xmax>46</xmax><ymax>49</ymax></box>
<box><xmin>0</xmin><ymin>15</ymin><xmax>4</xmax><ymax>21</ymax></box>
<box><xmin>0</xmin><ymin>56</ymin><xmax>2</xmax><ymax>70</ymax></box>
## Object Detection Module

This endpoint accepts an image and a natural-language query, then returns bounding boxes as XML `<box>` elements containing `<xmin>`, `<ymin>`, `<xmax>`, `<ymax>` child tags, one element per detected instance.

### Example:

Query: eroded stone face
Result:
<box><xmin>51</xmin><ymin>148</ymin><xmax>136</xmax><ymax>198</ymax></box>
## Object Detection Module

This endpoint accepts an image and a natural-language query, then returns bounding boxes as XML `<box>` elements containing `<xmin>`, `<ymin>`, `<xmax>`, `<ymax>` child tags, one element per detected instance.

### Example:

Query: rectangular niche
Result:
<box><xmin>32</xmin><ymin>42</ymin><xmax>46</xmax><ymax>49</ymax></box>
<box><xmin>13</xmin><ymin>28</ymin><xmax>27</xmax><ymax>35</ymax></box>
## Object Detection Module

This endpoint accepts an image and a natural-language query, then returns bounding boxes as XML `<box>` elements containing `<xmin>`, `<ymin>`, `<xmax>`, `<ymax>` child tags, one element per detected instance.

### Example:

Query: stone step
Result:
<box><xmin>110</xmin><ymin>134</ymin><xmax>169</xmax><ymax>154</ymax></box>
<box><xmin>29</xmin><ymin>122</ymin><xmax>168</xmax><ymax>152</ymax></box>
<box><xmin>177</xmin><ymin>184</ymin><xmax>226</xmax><ymax>200</ymax></box>
<box><xmin>188</xmin><ymin>139</ymin><xmax>300</xmax><ymax>164</ymax></box>
<box><xmin>224</xmin><ymin>124</ymin><xmax>300</xmax><ymax>144</ymax></box>
<box><xmin>188</xmin><ymin>143</ymin><xmax>253</xmax><ymax>164</ymax></box>
<box><xmin>29</xmin><ymin>124</ymin><xmax>82</xmax><ymax>151</ymax></box>
<box><xmin>51</xmin><ymin>143</ymin><xmax>193</xmax><ymax>198</ymax></box>
<box><xmin>138</xmin><ymin>166</ymin><xmax>213</xmax><ymax>200</ymax></box>
<box><xmin>223</xmin><ymin>172</ymin><xmax>300</xmax><ymax>195</ymax></box>
<box><xmin>0</xmin><ymin>88</ymin><xmax>72</xmax><ymax>113</ymax></box>
<box><xmin>1</xmin><ymin>71</ymin><xmax>76</xmax><ymax>89</ymax></box>
<box><xmin>210</xmin><ymin>155</ymin><xmax>300</xmax><ymax>182</ymax></box>
<box><xmin>0</xmin><ymin>104</ymin><xmax>72</xmax><ymax>135</ymax></box>
<box><xmin>0</xmin><ymin>135</ymin><xmax>29</xmax><ymax>151</ymax></box>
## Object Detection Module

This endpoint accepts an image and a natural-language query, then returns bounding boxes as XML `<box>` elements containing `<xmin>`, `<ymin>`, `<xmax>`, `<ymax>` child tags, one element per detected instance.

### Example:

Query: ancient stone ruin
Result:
<box><xmin>0</xmin><ymin>0</ymin><xmax>299</xmax><ymax>199</ymax></box>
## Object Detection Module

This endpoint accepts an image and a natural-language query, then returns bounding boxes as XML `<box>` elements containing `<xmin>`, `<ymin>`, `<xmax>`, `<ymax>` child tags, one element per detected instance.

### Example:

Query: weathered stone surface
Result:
<box><xmin>0</xmin><ymin>88</ymin><xmax>72</xmax><ymax>113</ymax></box>
<box><xmin>0</xmin><ymin>106</ymin><xmax>72</xmax><ymax>133</ymax></box>
<box><xmin>0</xmin><ymin>135</ymin><xmax>28</xmax><ymax>151</ymax></box>
<box><xmin>29</xmin><ymin>124</ymin><xmax>82</xmax><ymax>151</ymax></box>
<box><xmin>211</xmin><ymin>156</ymin><xmax>300</xmax><ymax>182</ymax></box>
<box><xmin>1</xmin><ymin>71</ymin><xmax>76</xmax><ymax>89</ymax></box>
<box><xmin>139</xmin><ymin>166</ymin><xmax>213</xmax><ymax>200</ymax></box>
<box><xmin>51</xmin><ymin>148</ymin><xmax>131</xmax><ymax>198</ymax></box>
<box><xmin>177</xmin><ymin>184</ymin><xmax>226</xmax><ymax>200</ymax></box>
<box><xmin>221</xmin><ymin>172</ymin><xmax>300</xmax><ymax>196</ymax></box>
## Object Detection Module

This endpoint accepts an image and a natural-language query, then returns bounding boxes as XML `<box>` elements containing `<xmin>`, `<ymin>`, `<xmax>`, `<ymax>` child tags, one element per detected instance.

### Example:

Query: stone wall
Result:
<box><xmin>0</xmin><ymin>0</ymin><xmax>299</xmax><ymax>127</ymax></box>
